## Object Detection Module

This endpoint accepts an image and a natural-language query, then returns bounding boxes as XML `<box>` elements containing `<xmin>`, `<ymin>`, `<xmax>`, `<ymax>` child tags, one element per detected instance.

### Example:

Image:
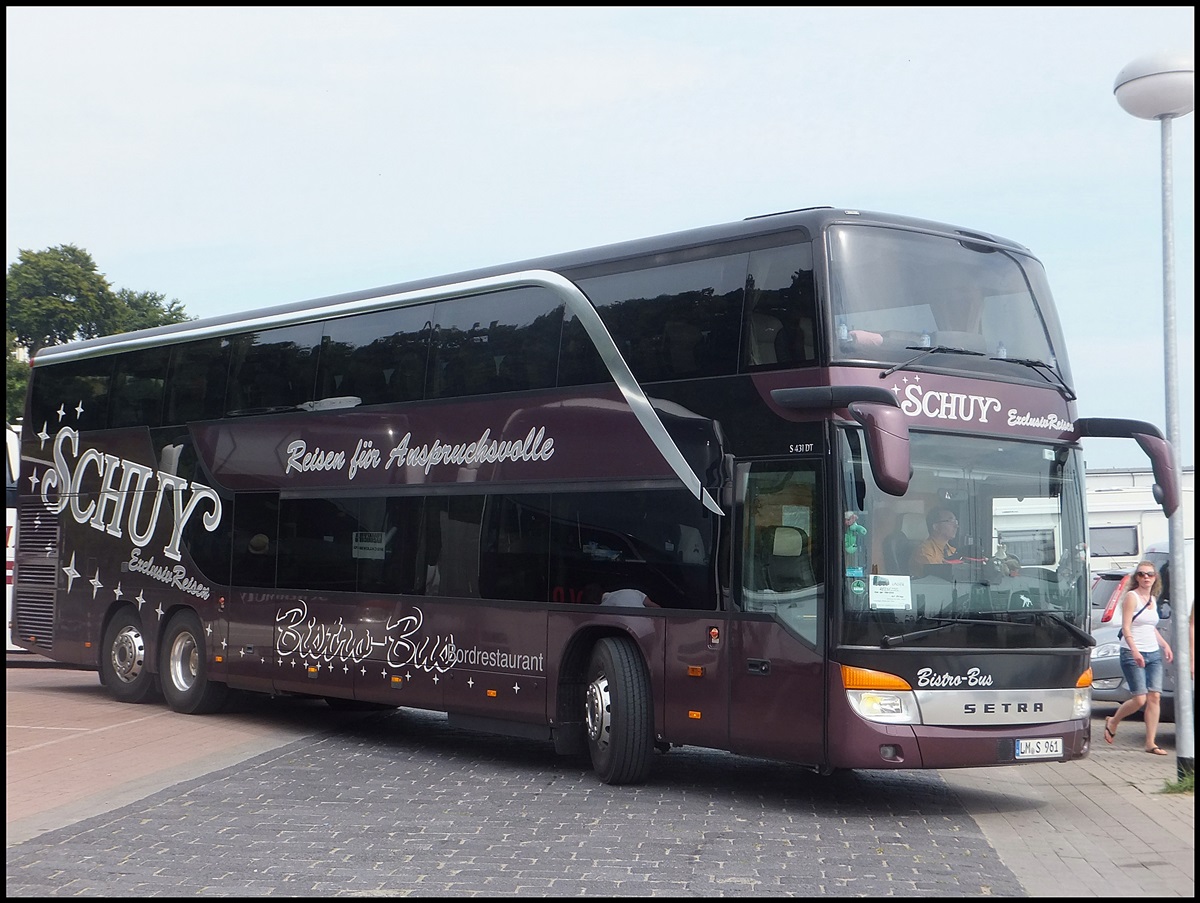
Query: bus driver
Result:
<box><xmin>909</xmin><ymin>507</ymin><xmax>958</xmax><ymax>577</ymax></box>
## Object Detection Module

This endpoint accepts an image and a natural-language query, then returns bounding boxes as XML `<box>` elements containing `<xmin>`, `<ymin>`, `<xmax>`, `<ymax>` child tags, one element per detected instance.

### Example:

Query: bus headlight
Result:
<box><xmin>841</xmin><ymin>665</ymin><xmax>921</xmax><ymax>724</ymax></box>
<box><xmin>1073</xmin><ymin>688</ymin><xmax>1090</xmax><ymax>720</ymax></box>
<box><xmin>845</xmin><ymin>688</ymin><xmax>920</xmax><ymax>723</ymax></box>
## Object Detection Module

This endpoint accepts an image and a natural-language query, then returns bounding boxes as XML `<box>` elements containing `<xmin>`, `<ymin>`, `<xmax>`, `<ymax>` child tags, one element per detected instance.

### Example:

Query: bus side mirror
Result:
<box><xmin>1133</xmin><ymin>432</ymin><xmax>1178</xmax><ymax>517</ymax></box>
<box><xmin>1072</xmin><ymin>417</ymin><xmax>1179</xmax><ymax>517</ymax></box>
<box><xmin>849</xmin><ymin>402</ymin><xmax>911</xmax><ymax>497</ymax></box>
<box><xmin>769</xmin><ymin>386</ymin><xmax>911</xmax><ymax>498</ymax></box>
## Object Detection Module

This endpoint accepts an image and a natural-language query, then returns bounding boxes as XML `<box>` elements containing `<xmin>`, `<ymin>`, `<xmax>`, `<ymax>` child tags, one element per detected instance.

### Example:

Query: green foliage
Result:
<box><xmin>6</xmin><ymin>245</ymin><xmax>112</xmax><ymax>357</ymax></box>
<box><xmin>6</xmin><ymin>245</ymin><xmax>192</xmax><ymax>422</ymax></box>
<box><xmin>112</xmin><ymin>288</ymin><xmax>191</xmax><ymax>333</ymax></box>
<box><xmin>1163</xmin><ymin>768</ymin><xmax>1194</xmax><ymax>794</ymax></box>
<box><xmin>6</xmin><ymin>329</ymin><xmax>30</xmax><ymax>423</ymax></box>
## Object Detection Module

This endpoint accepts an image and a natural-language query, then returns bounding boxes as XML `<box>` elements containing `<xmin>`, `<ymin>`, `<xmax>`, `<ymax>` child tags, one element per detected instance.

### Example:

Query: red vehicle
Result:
<box><xmin>12</xmin><ymin>207</ymin><xmax>1179</xmax><ymax>783</ymax></box>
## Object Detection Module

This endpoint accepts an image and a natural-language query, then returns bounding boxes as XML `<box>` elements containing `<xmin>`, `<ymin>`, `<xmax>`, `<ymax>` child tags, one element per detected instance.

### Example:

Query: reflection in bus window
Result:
<box><xmin>428</xmin><ymin>288</ymin><xmax>563</xmax><ymax>399</ymax></box>
<box><xmin>225</xmin><ymin>323</ymin><xmax>322</xmax><ymax>414</ymax></box>
<box><xmin>109</xmin><ymin>346</ymin><xmax>169</xmax><ymax>429</ymax></box>
<box><xmin>318</xmin><ymin>305</ymin><xmax>432</xmax><ymax>405</ymax></box>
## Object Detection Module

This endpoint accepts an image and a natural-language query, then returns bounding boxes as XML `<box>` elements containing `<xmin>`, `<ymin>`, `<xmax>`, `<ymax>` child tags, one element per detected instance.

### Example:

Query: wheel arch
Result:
<box><xmin>551</xmin><ymin>620</ymin><xmax>661</xmax><ymax>755</ymax></box>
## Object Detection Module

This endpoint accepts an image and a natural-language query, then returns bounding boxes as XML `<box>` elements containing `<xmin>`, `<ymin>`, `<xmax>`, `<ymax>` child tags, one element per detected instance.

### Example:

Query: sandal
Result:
<box><xmin>1146</xmin><ymin>747</ymin><xmax>1168</xmax><ymax>756</ymax></box>
<box><xmin>1103</xmin><ymin>718</ymin><xmax>1116</xmax><ymax>744</ymax></box>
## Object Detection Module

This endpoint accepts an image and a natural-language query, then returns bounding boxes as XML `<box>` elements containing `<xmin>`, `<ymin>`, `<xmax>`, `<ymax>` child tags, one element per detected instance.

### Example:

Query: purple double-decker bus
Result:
<box><xmin>12</xmin><ymin>207</ymin><xmax>1179</xmax><ymax>783</ymax></box>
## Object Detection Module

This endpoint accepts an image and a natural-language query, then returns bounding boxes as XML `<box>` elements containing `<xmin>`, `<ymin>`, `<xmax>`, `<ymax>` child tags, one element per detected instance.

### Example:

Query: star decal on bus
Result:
<box><xmin>62</xmin><ymin>552</ymin><xmax>79</xmax><ymax>591</ymax></box>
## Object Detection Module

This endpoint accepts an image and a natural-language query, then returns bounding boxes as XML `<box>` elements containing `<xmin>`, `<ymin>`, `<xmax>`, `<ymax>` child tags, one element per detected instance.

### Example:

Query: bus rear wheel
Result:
<box><xmin>584</xmin><ymin>637</ymin><xmax>654</xmax><ymax>785</ymax></box>
<box><xmin>100</xmin><ymin>608</ymin><xmax>159</xmax><ymax>704</ymax></box>
<box><xmin>160</xmin><ymin>609</ymin><xmax>229</xmax><ymax>715</ymax></box>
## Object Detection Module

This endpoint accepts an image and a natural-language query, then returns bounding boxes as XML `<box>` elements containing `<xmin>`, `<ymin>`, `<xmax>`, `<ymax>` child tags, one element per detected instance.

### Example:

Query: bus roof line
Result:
<box><xmin>34</xmin><ymin>269</ymin><xmax>724</xmax><ymax>516</ymax></box>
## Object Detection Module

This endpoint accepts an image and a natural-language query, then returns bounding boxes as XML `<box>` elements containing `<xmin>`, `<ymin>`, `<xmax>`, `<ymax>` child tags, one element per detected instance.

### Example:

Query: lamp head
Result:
<box><xmin>1114</xmin><ymin>51</ymin><xmax>1194</xmax><ymax>120</ymax></box>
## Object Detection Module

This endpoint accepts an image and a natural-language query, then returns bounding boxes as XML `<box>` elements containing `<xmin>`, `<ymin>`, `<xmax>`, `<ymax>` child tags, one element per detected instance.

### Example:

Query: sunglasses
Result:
<box><xmin>1135</xmin><ymin>572</ymin><xmax>1156</xmax><ymax>578</ymax></box>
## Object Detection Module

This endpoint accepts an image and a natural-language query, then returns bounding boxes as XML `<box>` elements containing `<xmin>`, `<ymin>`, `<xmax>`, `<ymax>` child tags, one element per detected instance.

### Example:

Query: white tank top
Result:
<box><xmin>1125</xmin><ymin>593</ymin><xmax>1160</xmax><ymax>653</ymax></box>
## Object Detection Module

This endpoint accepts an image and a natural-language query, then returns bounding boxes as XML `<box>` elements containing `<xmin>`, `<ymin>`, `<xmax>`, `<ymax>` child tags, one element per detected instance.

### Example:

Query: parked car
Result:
<box><xmin>1088</xmin><ymin>544</ymin><xmax>1193</xmax><ymax>723</ymax></box>
<box><xmin>1089</xmin><ymin>568</ymin><xmax>1131</xmax><ymax>618</ymax></box>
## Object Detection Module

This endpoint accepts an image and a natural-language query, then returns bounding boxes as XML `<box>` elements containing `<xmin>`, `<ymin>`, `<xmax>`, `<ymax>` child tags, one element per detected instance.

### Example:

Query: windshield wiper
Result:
<box><xmin>991</xmin><ymin>357</ymin><xmax>1076</xmax><ymax>401</ymax></box>
<box><xmin>879</xmin><ymin>345</ymin><xmax>986</xmax><ymax>379</ymax></box>
<box><xmin>881</xmin><ymin>616</ymin><xmax>1010</xmax><ymax>648</ymax></box>
<box><xmin>880</xmin><ymin>611</ymin><xmax>1094</xmax><ymax>648</ymax></box>
<box><xmin>1006</xmin><ymin>608</ymin><xmax>1095</xmax><ymax>645</ymax></box>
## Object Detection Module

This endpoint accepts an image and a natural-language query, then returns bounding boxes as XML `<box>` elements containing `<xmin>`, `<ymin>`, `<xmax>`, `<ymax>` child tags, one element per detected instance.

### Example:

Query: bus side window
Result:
<box><xmin>165</xmin><ymin>338</ymin><xmax>229</xmax><ymax>425</ymax></box>
<box><xmin>109</xmin><ymin>346</ymin><xmax>169</xmax><ymax>429</ymax></box>
<box><xmin>480</xmin><ymin>494</ymin><xmax>551</xmax><ymax>602</ymax></box>
<box><xmin>574</xmin><ymin>253</ymin><xmax>745</xmax><ymax>384</ymax></box>
<box><xmin>422</xmin><ymin>495</ymin><xmax>481</xmax><ymax>598</ymax></box>
<box><xmin>745</xmin><ymin>242</ymin><xmax>817</xmax><ymax>369</ymax></box>
<box><xmin>231</xmin><ymin>493</ymin><xmax>279</xmax><ymax>588</ymax></box>
<box><xmin>277</xmin><ymin>497</ymin><xmax>359</xmax><ymax>592</ymax></box>
<box><xmin>29</xmin><ymin>356</ymin><xmax>112</xmax><ymax>432</ymax></box>
<box><xmin>226</xmin><ymin>323</ymin><xmax>321</xmax><ymax>414</ymax></box>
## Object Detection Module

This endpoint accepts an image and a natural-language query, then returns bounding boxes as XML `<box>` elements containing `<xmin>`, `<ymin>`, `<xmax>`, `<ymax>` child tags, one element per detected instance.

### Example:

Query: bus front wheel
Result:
<box><xmin>584</xmin><ymin>637</ymin><xmax>654</xmax><ymax>785</ymax></box>
<box><xmin>160</xmin><ymin>609</ymin><xmax>229</xmax><ymax>715</ymax></box>
<box><xmin>100</xmin><ymin>608</ymin><xmax>159</xmax><ymax>704</ymax></box>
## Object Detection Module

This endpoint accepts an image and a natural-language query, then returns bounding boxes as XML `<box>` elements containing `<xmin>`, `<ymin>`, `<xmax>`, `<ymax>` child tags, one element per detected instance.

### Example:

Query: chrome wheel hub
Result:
<box><xmin>168</xmin><ymin>631</ymin><xmax>200</xmax><ymax>693</ymax></box>
<box><xmin>586</xmin><ymin>673</ymin><xmax>612</xmax><ymax>750</ymax></box>
<box><xmin>110</xmin><ymin>626</ymin><xmax>146</xmax><ymax>684</ymax></box>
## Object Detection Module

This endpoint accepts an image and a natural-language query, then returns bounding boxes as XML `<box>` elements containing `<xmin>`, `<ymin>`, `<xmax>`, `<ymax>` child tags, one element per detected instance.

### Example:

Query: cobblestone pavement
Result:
<box><xmin>6</xmin><ymin>661</ymin><xmax>1193</xmax><ymax>897</ymax></box>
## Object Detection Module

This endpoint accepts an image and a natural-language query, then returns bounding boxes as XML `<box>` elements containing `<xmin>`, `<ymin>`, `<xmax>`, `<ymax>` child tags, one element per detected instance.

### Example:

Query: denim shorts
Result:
<box><xmin>1119</xmin><ymin>647</ymin><xmax>1165</xmax><ymax>696</ymax></box>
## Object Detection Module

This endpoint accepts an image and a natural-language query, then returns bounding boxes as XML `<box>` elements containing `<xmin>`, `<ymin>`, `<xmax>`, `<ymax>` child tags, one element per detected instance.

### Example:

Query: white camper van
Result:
<box><xmin>1086</xmin><ymin>467</ymin><xmax>1194</xmax><ymax>572</ymax></box>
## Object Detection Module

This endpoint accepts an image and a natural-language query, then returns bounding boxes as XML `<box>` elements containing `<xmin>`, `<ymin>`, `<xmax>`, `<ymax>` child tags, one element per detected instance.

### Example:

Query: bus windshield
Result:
<box><xmin>828</xmin><ymin>224</ymin><xmax>1073</xmax><ymax>387</ymax></box>
<box><xmin>838</xmin><ymin>430</ymin><xmax>1088</xmax><ymax>649</ymax></box>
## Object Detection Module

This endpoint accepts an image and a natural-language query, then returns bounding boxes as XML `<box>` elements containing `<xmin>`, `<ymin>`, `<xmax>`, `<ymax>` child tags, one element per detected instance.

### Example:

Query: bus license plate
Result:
<box><xmin>1015</xmin><ymin>737</ymin><xmax>1062</xmax><ymax>759</ymax></box>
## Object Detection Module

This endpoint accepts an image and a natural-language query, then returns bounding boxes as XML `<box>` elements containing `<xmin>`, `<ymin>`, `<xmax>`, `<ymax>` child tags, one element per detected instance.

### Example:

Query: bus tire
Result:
<box><xmin>100</xmin><ymin>608</ymin><xmax>159</xmax><ymax>704</ymax></box>
<box><xmin>160</xmin><ymin>609</ymin><xmax>229</xmax><ymax>715</ymax></box>
<box><xmin>585</xmin><ymin>636</ymin><xmax>654</xmax><ymax>785</ymax></box>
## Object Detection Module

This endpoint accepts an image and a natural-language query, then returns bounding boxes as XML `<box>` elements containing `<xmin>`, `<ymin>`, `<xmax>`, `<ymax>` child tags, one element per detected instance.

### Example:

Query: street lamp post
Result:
<box><xmin>1114</xmin><ymin>51</ymin><xmax>1194</xmax><ymax>780</ymax></box>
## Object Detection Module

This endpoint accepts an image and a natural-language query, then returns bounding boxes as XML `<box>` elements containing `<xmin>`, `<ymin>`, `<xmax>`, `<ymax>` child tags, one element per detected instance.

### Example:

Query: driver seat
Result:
<box><xmin>883</xmin><ymin>516</ymin><xmax>919</xmax><ymax>574</ymax></box>
<box><xmin>764</xmin><ymin>525</ymin><xmax>815</xmax><ymax>591</ymax></box>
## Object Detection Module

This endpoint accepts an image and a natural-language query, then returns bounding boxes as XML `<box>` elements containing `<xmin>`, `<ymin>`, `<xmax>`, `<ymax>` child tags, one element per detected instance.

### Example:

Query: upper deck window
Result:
<box><xmin>827</xmin><ymin>225</ymin><xmax>1072</xmax><ymax>386</ymax></box>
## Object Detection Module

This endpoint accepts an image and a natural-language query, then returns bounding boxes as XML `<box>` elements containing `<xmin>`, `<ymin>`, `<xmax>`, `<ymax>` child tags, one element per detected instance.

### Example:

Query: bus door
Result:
<box><xmin>726</xmin><ymin>460</ymin><xmax>826</xmax><ymax>765</ymax></box>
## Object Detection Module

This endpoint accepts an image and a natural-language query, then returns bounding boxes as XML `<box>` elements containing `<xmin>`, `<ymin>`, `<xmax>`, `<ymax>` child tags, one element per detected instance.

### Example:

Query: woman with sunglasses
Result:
<box><xmin>1103</xmin><ymin>561</ymin><xmax>1174</xmax><ymax>755</ymax></box>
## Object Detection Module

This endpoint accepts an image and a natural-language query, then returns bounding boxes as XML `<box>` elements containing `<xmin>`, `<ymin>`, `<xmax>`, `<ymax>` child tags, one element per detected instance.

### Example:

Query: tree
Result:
<box><xmin>6</xmin><ymin>329</ymin><xmax>30</xmax><ymax>424</ymax></box>
<box><xmin>5</xmin><ymin>244</ymin><xmax>192</xmax><ymax>422</ymax></box>
<box><xmin>111</xmin><ymin>288</ymin><xmax>191</xmax><ymax>334</ymax></box>
<box><xmin>6</xmin><ymin>245</ymin><xmax>112</xmax><ymax>358</ymax></box>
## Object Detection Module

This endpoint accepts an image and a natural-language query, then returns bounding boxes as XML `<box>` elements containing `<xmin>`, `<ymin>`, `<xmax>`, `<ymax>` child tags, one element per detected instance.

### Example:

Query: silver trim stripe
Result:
<box><xmin>34</xmin><ymin>269</ymin><xmax>724</xmax><ymax>515</ymax></box>
<box><xmin>916</xmin><ymin>686</ymin><xmax>1080</xmax><ymax>726</ymax></box>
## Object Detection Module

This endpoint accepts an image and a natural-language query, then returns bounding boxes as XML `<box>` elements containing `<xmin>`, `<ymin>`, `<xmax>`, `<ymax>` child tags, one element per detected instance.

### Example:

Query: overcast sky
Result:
<box><xmin>6</xmin><ymin>6</ymin><xmax>1194</xmax><ymax>471</ymax></box>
